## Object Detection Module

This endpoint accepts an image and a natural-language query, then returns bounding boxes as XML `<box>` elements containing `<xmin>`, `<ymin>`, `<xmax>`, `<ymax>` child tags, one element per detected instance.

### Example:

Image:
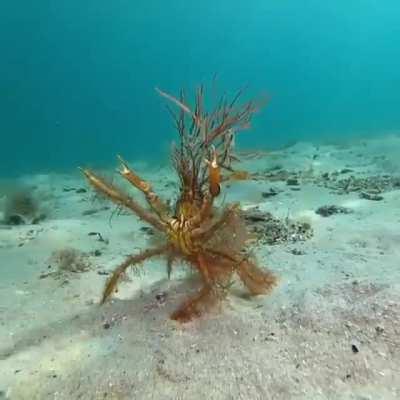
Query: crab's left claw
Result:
<box><xmin>117</xmin><ymin>155</ymin><xmax>151</xmax><ymax>192</ymax></box>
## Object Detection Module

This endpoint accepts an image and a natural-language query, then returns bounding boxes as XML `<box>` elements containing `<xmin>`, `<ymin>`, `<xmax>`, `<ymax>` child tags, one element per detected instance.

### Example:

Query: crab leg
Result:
<box><xmin>170</xmin><ymin>253</ymin><xmax>225</xmax><ymax>322</ymax></box>
<box><xmin>80</xmin><ymin>168</ymin><xmax>166</xmax><ymax>231</ymax></box>
<box><xmin>205</xmin><ymin>249</ymin><xmax>277</xmax><ymax>295</ymax></box>
<box><xmin>101</xmin><ymin>245</ymin><xmax>169</xmax><ymax>303</ymax></box>
<box><xmin>170</xmin><ymin>285</ymin><xmax>216</xmax><ymax>322</ymax></box>
<box><xmin>117</xmin><ymin>156</ymin><xmax>170</xmax><ymax>223</ymax></box>
<box><xmin>196</xmin><ymin>253</ymin><xmax>212</xmax><ymax>285</ymax></box>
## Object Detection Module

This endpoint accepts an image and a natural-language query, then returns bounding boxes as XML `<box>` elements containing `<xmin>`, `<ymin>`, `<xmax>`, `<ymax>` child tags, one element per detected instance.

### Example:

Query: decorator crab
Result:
<box><xmin>81</xmin><ymin>85</ymin><xmax>277</xmax><ymax>322</ymax></box>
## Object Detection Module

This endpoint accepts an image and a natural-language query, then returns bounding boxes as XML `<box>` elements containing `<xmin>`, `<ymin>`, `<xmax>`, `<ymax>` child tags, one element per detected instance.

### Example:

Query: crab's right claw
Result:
<box><xmin>205</xmin><ymin>146</ymin><xmax>221</xmax><ymax>197</ymax></box>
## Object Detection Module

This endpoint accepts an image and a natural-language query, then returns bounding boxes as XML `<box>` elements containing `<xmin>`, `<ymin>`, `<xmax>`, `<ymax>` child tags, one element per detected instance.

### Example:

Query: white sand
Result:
<box><xmin>0</xmin><ymin>136</ymin><xmax>399</xmax><ymax>399</ymax></box>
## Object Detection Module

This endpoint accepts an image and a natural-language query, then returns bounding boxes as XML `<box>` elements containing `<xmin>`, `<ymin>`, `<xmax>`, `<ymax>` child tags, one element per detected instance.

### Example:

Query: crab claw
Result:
<box><xmin>117</xmin><ymin>155</ymin><xmax>151</xmax><ymax>192</ymax></box>
<box><xmin>205</xmin><ymin>146</ymin><xmax>221</xmax><ymax>197</ymax></box>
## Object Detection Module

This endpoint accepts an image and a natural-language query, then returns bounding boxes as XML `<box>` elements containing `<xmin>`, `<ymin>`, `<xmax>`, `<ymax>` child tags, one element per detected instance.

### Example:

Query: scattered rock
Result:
<box><xmin>140</xmin><ymin>226</ymin><xmax>155</xmax><ymax>235</ymax></box>
<box><xmin>82</xmin><ymin>206</ymin><xmax>110</xmax><ymax>216</ymax></box>
<box><xmin>375</xmin><ymin>326</ymin><xmax>384</xmax><ymax>335</ymax></box>
<box><xmin>252</xmin><ymin>169</ymin><xmax>292</xmax><ymax>182</ymax></box>
<box><xmin>75</xmin><ymin>188</ymin><xmax>87</xmax><ymax>193</ymax></box>
<box><xmin>16</xmin><ymin>228</ymin><xmax>43</xmax><ymax>247</ymax></box>
<box><xmin>88</xmin><ymin>231</ymin><xmax>108</xmax><ymax>243</ymax></box>
<box><xmin>316</xmin><ymin>205</ymin><xmax>352</xmax><ymax>217</ymax></box>
<box><xmin>359</xmin><ymin>192</ymin><xmax>384</xmax><ymax>201</ymax></box>
<box><xmin>286</xmin><ymin>178</ymin><xmax>299</xmax><ymax>186</ymax></box>
<box><xmin>243</xmin><ymin>209</ymin><xmax>268</xmax><ymax>223</ymax></box>
<box><xmin>323</xmin><ymin>175</ymin><xmax>399</xmax><ymax>195</ymax></box>
<box><xmin>39</xmin><ymin>272</ymin><xmax>53</xmax><ymax>279</ymax></box>
<box><xmin>261</xmin><ymin>188</ymin><xmax>280</xmax><ymax>199</ymax></box>
<box><xmin>351</xmin><ymin>343</ymin><xmax>359</xmax><ymax>354</ymax></box>
<box><xmin>155</xmin><ymin>292</ymin><xmax>167</xmax><ymax>304</ymax></box>
<box><xmin>82</xmin><ymin>209</ymin><xmax>98</xmax><ymax>216</ymax></box>
<box><xmin>291</xmin><ymin>248</ymin><xmax>305</xmax><ymax>255</ymax></box>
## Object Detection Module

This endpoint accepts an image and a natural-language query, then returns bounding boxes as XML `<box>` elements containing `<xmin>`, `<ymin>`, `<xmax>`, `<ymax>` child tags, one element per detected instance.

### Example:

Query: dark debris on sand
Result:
<box><xmin>249</xmin><ymin>164</ymin><xmax>400</xmax><ymax>200</ymax></box>
<box><xmin>242</xmin><ymin>207</ymin><xmax>313</xmax><ymax>245</ymax></box>
<box><xmin>316</xmin><ymin>205</ymin><xmax>353</xmax><ymax>217</ymax></box>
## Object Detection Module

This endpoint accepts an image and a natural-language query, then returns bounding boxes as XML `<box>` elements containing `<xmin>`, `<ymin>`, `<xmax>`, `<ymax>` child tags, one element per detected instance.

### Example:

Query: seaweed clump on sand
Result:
<box><xmin>81</xmin><ymin>85</ymin><xmax>277</xmax><ymax>322</ymax></box>
<box><xmin>243</xmin><ymin>207</ymin><xmax>313</xmax><ymax>245</ymax></box>
<box><xmin>40</xmin><ymin>248</ymin><xmax>91</xmax><ymax>280</ymax></box>
<box><xmin>317</xmin><ymin>173</ymin><xmax>400</xmax><ymax>198</ymax></box>
<box><xmin>1</xmin><ymin>189</ymin><xmax>43</xmax><ymax>225</ymax></box>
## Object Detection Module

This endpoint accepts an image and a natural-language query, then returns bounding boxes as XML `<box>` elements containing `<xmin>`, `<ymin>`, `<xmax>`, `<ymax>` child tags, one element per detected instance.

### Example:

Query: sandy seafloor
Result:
<box><xmin>0</xmin><ymin>135</ymin><xmax>400</xmax><ymax>400</ymax></box>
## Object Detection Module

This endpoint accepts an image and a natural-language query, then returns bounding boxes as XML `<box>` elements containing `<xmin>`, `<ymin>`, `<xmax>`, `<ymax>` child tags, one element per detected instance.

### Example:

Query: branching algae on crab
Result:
<box><xmin>81</xmin><ymin>85</ymin><xmax>277</xmax><ymax>322</ymax></box>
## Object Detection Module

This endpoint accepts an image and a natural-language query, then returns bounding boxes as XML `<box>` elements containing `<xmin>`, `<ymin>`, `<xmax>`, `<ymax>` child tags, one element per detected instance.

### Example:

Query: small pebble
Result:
<box><xmin>375</xmin><ymin>326</ymin><xmax>384</xmax><ymax>334</ymax></box>
<box><xmin>316</xmin><ymin>205</ymin><xmax>352</xmax><ymax>217</ymax></box>
<box><xmin>155</xmin><ymin>292</ymin><xmax>167</xmax><ymax>303</ymax></box>
<box><xmin>286</xmin><ymin>178</ymin><xmax>299</xmax><ymax>186</ymax></box>
<box><xmin>351</xmin><ymin>344</ymin><xmax>359</xmax><ymax>353</ymax></box>
<box><xmin>291</xmin><ymin>248</ymin><xmax>305</xmax><ymax>255</ymax></box>
<box><xmin>261</xmin><ymin>189</ymin><xmax>279</xmax><ymax>198</ymax></box>
<box><xmin>359</xmin><ymin>192</ymin><xmax>383</xmax><ymax>201</ymax></box>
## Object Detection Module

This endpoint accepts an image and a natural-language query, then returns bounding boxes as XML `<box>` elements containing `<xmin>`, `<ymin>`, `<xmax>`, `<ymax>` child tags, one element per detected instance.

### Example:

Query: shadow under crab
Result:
<box><xmin>81</xmin><ymin>84</ymin><xmax>277</xmax><ymax>322</ymax></box>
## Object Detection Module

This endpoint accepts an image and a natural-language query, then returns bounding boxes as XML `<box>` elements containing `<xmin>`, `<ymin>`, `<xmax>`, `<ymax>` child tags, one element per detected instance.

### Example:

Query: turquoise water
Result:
<box><xmin>1</xmin><ymin>1</ymin><xmax>400</xmax><ymax>176</ymax></box>
<box><xmin>2</xmin><ymin>3</ymin><xmax>400</xmax><ymax>398</ymax></box>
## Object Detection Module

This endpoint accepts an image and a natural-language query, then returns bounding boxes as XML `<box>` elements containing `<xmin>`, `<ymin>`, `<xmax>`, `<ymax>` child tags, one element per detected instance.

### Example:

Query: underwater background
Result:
<box><xmin>2</xmin><ymin>2</ymin><xmax>400</xmax><ymax>398</ymax></box>
<box><xmin>1</xmin><ymin>0</ymin><xmax>400</xmax><ymax>176</ymax></box>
